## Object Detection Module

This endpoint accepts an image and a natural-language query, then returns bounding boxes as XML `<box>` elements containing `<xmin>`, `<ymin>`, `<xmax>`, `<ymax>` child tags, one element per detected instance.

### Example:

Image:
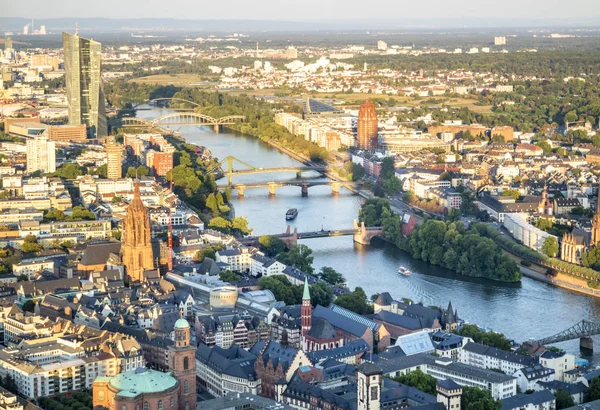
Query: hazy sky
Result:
<box><xmin>4</xmin><ymin>0</ymin><xmax>599</xmax><ymax>22</ymax></box>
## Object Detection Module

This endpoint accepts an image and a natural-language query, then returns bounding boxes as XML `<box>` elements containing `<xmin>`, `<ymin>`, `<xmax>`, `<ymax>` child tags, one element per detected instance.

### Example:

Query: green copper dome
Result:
<box><xmin>174</xmin><ymin>317</ymin><xmax>190</xmax><ymax>329</ymax></box>
<box><xmin>110</xmin><ymin>368</ymin><xmax>177</xmax><ymax>397</ymax></box>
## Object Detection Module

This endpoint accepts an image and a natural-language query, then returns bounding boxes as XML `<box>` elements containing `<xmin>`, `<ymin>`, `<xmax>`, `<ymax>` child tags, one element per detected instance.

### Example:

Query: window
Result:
<box><xmin>98</xmin><ymin>391</ymin><xmax>104</xmax><ymax>400</ymax></box>
<box><xmin>183</xmin><ymin>357</ymin><xmax>189</xmax><ymax>370</ymax></box>
<box><xmin>170</xmin><ymin>397</ymin><xmax>174</xmax><ymax>407</ymax></box>
<box><xmin>184</xmin><ymin>380</ymin><xmax>189</xmax><ymax>394</ymax></box>
<box><xmin>185</xmin><ymin>403</ymin><xmax>190</xmax><ymax>410</ymax></box>
<box><xmin>122</xmin><ymin>406</ymin><xmax>127</xmax><ymax>410</ymax></box>
<box><xmin>158</xmin><ymin>400</ymin><xmax>163</xmax><ymax>410</ymax></box>
<box><xmin>144</xmin><ymin>402</ymin><xmax>149</xmax><ymax>410</ymax></box>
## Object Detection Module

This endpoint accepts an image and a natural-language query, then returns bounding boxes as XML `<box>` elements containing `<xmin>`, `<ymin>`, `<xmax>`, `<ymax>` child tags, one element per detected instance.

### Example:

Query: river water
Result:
<box><xmin>138</xmin><ymin>106</ymin><xmax>600</xmax><ymax>360</ymax></box>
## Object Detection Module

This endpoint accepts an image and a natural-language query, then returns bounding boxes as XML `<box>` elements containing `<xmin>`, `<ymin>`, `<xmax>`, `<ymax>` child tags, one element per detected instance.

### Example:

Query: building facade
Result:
<box><xmin>357</xmin><ymin>101</ymin><xmax>378</xmax><ymax>150</ymax></box>
<box><xmin>105</xmin><ymin>137</ymin><xmax>123</xmax><ymax>179</ymax></box>
<box><xmin>26</xmin><ymin>135</ymin><xmax>56</xmax><ymax>174</ymax></box>
<box><xmin>62</xmin><ymin>32</ymin><xmax>107</xmax><ymax>138</ymax></box>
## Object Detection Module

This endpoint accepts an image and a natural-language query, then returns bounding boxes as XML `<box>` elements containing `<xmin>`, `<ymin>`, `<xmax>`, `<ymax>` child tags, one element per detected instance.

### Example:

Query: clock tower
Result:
<box><xmin>169</xmin><ymin>318</ymin><xmax>197</xmax><ymax>410</ymax></box>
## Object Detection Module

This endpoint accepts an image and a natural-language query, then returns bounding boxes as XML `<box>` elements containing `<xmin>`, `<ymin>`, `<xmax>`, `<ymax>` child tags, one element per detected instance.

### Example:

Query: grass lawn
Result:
<box><xmin>129</xmin><ymin>74</ymin><xmax>207</xmax><ymax>86</ymax></box>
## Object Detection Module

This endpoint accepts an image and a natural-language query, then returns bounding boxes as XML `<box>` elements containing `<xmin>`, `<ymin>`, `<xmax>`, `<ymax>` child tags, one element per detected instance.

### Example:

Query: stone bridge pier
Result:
<box><xmin>237</xmin><ymin>185</ymin><xmax>246</xmax><ymax>197</ymax></box>
<box><xmin>581</xmin><ymin>337</ymin><xmax>594</xmax><ymax>351</ymax></box>
<box><xmin>214</xmin><ymin>124</ymin><xmax>220</xmax><ymax>133</ymax></box>
<box><xmin>268</xmin><ymin>183</ymin><xmax>279</xmax><ymax>196</ymax></box>
<box><xmin>352</xmin><ymin>219</ymin><xmax>383</xmax><ymax>245</ymax></box>
<box><xmin>331</xmin><ymin>182</ymin><xmax>341</xmax><ymax>194</ymax></box>
<box><xmin>301</xmin><ymin>184</ymin><xmax>309</xmax><ymax>197</ymax></box>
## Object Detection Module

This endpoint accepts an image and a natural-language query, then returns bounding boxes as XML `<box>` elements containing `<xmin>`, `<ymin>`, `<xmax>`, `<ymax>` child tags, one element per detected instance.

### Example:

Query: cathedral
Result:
<box><xmin>121</xmin><ymin>180</ymin><xmax>155</xmax><ymax>284</ymax></box>
<box><xmin>562</xmin><ymin>194</ymin><xmax>600</xmax><ymax>265</ymax></box>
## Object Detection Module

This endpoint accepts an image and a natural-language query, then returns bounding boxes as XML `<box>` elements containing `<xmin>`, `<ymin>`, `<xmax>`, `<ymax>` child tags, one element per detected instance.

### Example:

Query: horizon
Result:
<box><xmin>3</xmin><ymin>0</ymin><xmax>600</xmax><ymax>26</ymax></box>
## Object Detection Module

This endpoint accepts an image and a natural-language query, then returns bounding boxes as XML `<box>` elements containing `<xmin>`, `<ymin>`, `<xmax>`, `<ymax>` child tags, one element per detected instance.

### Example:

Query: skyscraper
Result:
<box><xmin>26</xmin><ymin>135</ymin><xmax>56</xmax><ymax>174</ymax></box>
<box><xmin>357</xmin><ymin>101</ymin><xmax>379</xmax><ymax>150</ymax></box>
<box><xmin>63</xmin><ymin>32</ymin><xmax>107</xmax><ymax>138</ymax></box>
<box><xmin>105</xmin><ymin>137</ymin><xmax>123</xmax><ymax>179</ymax></box>
<box><xmin>121</xmin><ymin>180</ymin><xmax>155</xmax><ymax>284</ymax></box>
<box><xmin>4</xmin><ymin>36</ymin><xmax>12</xmax><ymax>51</ymax></box>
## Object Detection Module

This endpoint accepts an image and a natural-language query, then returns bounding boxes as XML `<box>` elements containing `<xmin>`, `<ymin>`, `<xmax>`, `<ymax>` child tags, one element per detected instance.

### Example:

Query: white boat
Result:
<box><xmin>397</xmin><ymin>266</ymin><xmax>411</xmax><ymax>276</ymax></box>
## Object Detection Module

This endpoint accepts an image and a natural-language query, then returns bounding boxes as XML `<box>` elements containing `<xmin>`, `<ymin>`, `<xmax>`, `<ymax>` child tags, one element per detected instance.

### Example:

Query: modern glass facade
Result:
<box><xmin>62</xmin><ymin>32</ymin><xmax>107</xmax><ymax>138</ymax></box>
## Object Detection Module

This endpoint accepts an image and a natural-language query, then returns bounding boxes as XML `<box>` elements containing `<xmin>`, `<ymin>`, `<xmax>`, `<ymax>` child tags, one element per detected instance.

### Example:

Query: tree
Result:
<box><xmin>585</xmin><ymin>377</ymin><xmax>600</xmax><ymax>402</ymax></box>
<box><xmin>44</xmin><ymin>209</ymin><xmax>66</xmax><ymax>221</ymax></box>
<box><xmin>22</xmin><ymin>299</ymin><xmax>35</xmax><ymax>313</ymax></box>
<box><xmin>17</xmin><ymin>274</ymin><xmax>29</xmax><ymax>282</ymax></box>
<box><xmin>537</xmin><ymin>141</ymin><xmax>552</xmax><ymax>154</ymax></box>
<box><xmin>69</xmin><ymin>206</ymin><xmax>96</xmax><ymax>221</ymax></box>
<box><xmin>333</xmin><ymin>287</ymin><xmax>373</xmax><ymax>314</ymax></box>
<box><xmin>502</xmin><ymin>189</ymin><xmax>521</xmax><ymax>200</ymax></box>
<box><xmin>393</xmin><ymin>369</ymin><xmax>437</xmax><ymax>395</ymax></box>
<box><xmin>112</xmin><ymin>196</ymin><xmax>123</xmax><ymax>203</ymax></box>
<box><xmin>384</xmin><ymin>176</ymin><xmax>402</xmax><ymax>195</ymax></box>
<box><xmin>379</xmin><ymin>157</ymin><xmax>396</xmax><ymax>180</ymax></box>
<box><xmin>126</xmin><ymin>165</ymin><xmax>150</xmax><ymax>178</ymax></box>
<box><xmin>457</xmin><ymin>324</ymin><xmax>513</xmax><ymax>351</ymax></box>
<box><xmin>555</xmin><ymin>388</ymin><xmax>574</xmax><ymax>409</ymax></box>
<box><xmin>92</xmin><ymin>164</ymin><xmax>107</xmax><ymax>178</ymax></box>
<box><xmin>542</xmin><ymin>236</ymin><xmax>559</xmax><ymax>257</ymax></box>
<box><xmin>231</xmin><ymin>216</ymin><xmax>251</xmax><ymax>235</ymax></box>
<box><xmin>258</xmin><ymin>275</ymin><xmax>302</xmax><ymax>305</ymax></box>
<box><xmin>403</xmin><ymin>191</ymin><xmax>417</xmax><ymax>204</ymax></box>
<box><xmin>21</xmin><ymin>235</ymin><xmax>42</xmax><ymax>253</ymax></box>
<box><xmin>53</xmin><ymin>163</ymin><xmax>84</xmax><ymax>179</ymax></box>
<box><xmin>461</xmin><ymin>387</ymin><xmax>501</xmax><ymax>410</ymax></box>
<box><xmin>319</xmin><ymin>266</ymin><xmax>346</xmax><ymax>285</ymax></box>
<box><xmin>208</xmin><ymin>217</ymin><xmax>231</xmax><ymax>232</ymax></box>
<box><xmin>258</xmin><ymin>236</ymin><xmax>287</xmax><ymax>257</ymax></box>
<box><xmin>277</xmin><ymin>244</ymin><xmax>314</xmax><ymax>274</ymax></box>
<box><xmin>196</xmin><ymin>245</ymin><xmax>223</xmax><ymax>262</ymax></box>
<box><xmin>309</xmin><ymin>281</ymin><xmax>334</xmax><ymax>307</ymax></box>
<box><xmin>535</xmin><ymin>218</ymin><xmax>553</xmax><ymax>231</ymax></box>
<box><xmin>439</xmin><ymin>171</ymin><xmax>452</xmax><ymax>181</ymax></box>
<box><xmin>219</xmin><ymin>270</ymin><xmax>242</xmax><ymax>282</ymax></box>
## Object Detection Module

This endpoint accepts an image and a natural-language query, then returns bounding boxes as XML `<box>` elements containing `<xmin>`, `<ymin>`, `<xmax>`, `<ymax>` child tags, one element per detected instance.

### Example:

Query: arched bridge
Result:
<box><xmin>132</xmin><ymin>97</ymin><xmax>202</xmax><ymax>109</ymax></box>
<box><xmin>222</xmin><ymin>180</ymin><xmax>362</xmax><ymax>197</ymax></box>
<box><xmin>240</xmin><ymin>220</ymin><xmax>383</xmax><ymax>246</ymax></box>
<box><xmin>207</xmin><ymin>156</ymin><xmax>330</xmax><ymax>185</ymax></box>
<box><xmin>122</xmin><ymin>112</ymin><xmax>245</xmax><ymax>132</ymax></box>
<box><xmin>531</xmin><ymin>320</ymin><xmax>600</xmax><ymax>350</ymax></box>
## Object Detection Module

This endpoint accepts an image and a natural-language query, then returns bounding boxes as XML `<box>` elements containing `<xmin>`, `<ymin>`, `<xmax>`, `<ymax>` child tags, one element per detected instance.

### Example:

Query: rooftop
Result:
<box><xmin>109</xmin><ymin>367</ymin><xmax>177</xmax><ymax>397</ymax></box>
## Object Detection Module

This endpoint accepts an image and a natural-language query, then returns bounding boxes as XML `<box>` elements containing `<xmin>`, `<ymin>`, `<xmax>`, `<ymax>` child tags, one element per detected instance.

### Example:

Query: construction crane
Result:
<box><xmin>167</xmin><ymin>173</ymin><xmax>174</xmax><ymax>271</ymax></box>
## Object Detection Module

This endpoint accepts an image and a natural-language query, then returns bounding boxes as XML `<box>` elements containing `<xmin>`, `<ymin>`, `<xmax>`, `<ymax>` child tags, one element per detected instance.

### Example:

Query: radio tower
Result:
<box><xmin>167</xmin><ymin>173</ymin><xmax>174</xmax><ymax>271</ymax></box>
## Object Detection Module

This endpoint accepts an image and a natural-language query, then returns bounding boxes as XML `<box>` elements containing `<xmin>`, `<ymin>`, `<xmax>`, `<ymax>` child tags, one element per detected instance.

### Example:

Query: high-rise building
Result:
<box><xmin>63</xmin><ymin>32</ymin><xmax>107</xmax><ymax>138</ymax></box>
<box><xmin>26</xmin><ymin>135</ymin><xmax>56</xmax><ymax>174</ymax></box>
<box><xmin>377</xmin><ymin>40</ymin><xmax>388</xmax><ymax>51</ymax></box>
<box><xmin>121</xmin><ymin>180</ymin><xmax>154</xmax><ymax>284</ymax></box>
<box><xmin>286</xmin><ymin>46</ymin><xmax>298</xmax><ymax>59</ymax></box>
<box><xmin>39</xmin><ymin>25</ymin><xmax>47</xmax><ymax>35</ymax></box>
<box><xmin>357</xmin><ymin>101</ymin><xmax>379</xmax><ymax>150</ymax></box>
<box><xmin>4</xmin><ymin>36</ymin><xmax>12</xmax><ymax>51</ymax></box>
<box><xmin>494</xmin><ymin>36</ymin><xmax>507</xmax><ymax>46</ymax></box>
<box><xmin>105</xmin><ymin>137</ymin><xmax>123</xmax><ymax>179</ymax></box>
<box><xmin>23</xmin><ymin>24</ymin><xmax>29</xmax><ymax>35</ymax></box>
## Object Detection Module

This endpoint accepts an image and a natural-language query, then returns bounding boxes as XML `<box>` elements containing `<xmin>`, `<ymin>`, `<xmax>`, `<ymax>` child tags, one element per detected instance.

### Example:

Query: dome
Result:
<box><xmin>174</xmin><ymin>317</ymin><xmax>190</xmax><ymax>330</ymax></box>
<box><xmin>109</xmin><ymin>368</ymin><xmax>177</xmax><ymax>397</ymax></box>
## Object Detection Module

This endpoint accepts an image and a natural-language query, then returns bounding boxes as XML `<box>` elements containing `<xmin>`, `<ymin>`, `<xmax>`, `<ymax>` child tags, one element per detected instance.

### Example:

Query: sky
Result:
<box><xmin>3</xmin><ymin>0</ymin><xmax>600</xmax><ymax>23</ymax></box>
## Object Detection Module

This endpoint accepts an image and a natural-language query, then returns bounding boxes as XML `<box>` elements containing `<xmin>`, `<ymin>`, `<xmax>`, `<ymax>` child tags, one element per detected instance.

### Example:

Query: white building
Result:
<box><xmin>216</xmin><ymin>247</ymin><xmax>255</xmax><ymax>272</ymax></box>
<box><xmin>503</xmin><ymin>213</ymin><xmax>557</xmax><ymax>253</ymax></box>
<box><xmin>12</xmin><ymin>260</ymin><xmax>54</xmax><ymax>279</ymax></box>
<box><xmin>514</xmin><ymin>365</ymin><xmax>555</xmax><ymax>392</ymax></box>
<box><xmin>250</xmin><ymin>255</ymin><xmax>286</xmax><ymax>277</ymax></box>
<box><xmin>538</xmin><ymin>350</ymin><xmax>575</xmax><ymax>382</ymax></box>
<box><xmin>26</xmin><ymin>135</ymin><xmax>56</xmax><ymax>174</ymax></box>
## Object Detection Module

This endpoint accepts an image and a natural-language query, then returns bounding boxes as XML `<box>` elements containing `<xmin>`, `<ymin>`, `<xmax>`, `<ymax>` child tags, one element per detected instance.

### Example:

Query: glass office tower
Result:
<box><xmin>62</xmin><ymin>32</ymin><xmax>107</xmax><ymax>138</ymax></box>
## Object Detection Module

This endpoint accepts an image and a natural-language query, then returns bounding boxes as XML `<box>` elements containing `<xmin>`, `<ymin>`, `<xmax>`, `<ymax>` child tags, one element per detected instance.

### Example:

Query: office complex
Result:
<box><xmin>62</xmin><ymin>32</ymin><xmax>107</xmax><ymax>138</ymax></box>
<box><xmin>357</xmin><ymin>101</ymin><xmax>379</xmax><ymax>150</ymax></box>
<box><xmin>105</xmin><ymin>137</ymin><xmax>123</xmax><ymax>179</ymax></box>
<box><xmin>26</xmin><ymin>135</ymin><xmax>56</xmax><ymax>174</ymax></box>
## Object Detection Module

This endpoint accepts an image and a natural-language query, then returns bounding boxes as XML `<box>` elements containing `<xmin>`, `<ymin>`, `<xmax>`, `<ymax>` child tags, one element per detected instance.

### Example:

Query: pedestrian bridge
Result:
<box><xmin>122</xmin><ymin>112</ymin><xmax>245</xmax><ymax>131</ymax></box>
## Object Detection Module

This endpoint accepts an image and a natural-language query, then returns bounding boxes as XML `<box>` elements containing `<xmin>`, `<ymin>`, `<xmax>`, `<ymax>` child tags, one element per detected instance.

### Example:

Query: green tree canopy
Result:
<box><xmin>333</xmin><ymin>287</ymin><xmax>373</xmax><ymax>315</ymax></box>
<box><xmin>277</xmin><ymin>244</ymin><xmax>314</xmax><ymax>274</ymax></box>
<box><xmin>542</xmin><ymin>236</ymin><xmax>559</xmax><ymax>257</ymax></box>
<box><xmin>393</xmin><ymin>369</ymin><xmax>437</xmax><ymax>395</ymax></box>
<box><xmin>461</xmin><ymin>387</ymin><xmax>501</xmax><ymax>410</ymax></box>
<box><xmin>319</xmin><ymin>266</ymin><xmax>346</xmax><ymax>285</ymax></box>
<box><xmin>555</xmin><ymin>388</ymin><xmax>574</xmax><ymax>410</ymax></box>
<box><xmin>258</xmin><ymin>235</ymin><xmax>287</xmax><ymax>257</ymax></box>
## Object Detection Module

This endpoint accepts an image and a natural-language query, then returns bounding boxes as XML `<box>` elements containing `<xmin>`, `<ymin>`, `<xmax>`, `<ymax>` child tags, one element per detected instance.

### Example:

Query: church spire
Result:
<box><xmin>303</xmin><ymin>276</ymin><xmax>311</xmax><ymax>301</ymax></box>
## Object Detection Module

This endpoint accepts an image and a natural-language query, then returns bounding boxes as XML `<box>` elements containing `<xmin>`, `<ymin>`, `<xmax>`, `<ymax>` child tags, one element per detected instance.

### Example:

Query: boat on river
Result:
<box><xmin>286</xmin><ymin>208</ymin><xmax>298</xmax><ymax>220</ymax></box>
<box><xmin>397</xmin><ymin>266</ymin><xmax>411</xmax><ymax>276</ymax></box>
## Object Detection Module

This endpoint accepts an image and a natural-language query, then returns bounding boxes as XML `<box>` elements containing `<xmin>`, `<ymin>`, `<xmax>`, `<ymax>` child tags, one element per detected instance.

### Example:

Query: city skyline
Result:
<box><xmin>3</xmin><ymin>0</ymin><xmax>600</xmax><ymax>24</ymax></box>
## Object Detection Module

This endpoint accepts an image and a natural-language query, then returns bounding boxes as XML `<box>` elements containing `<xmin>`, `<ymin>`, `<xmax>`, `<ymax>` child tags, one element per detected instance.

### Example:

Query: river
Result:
<box><xmin>138</xmin><ymin>106</ymin><xmax>600</xmax><ymax>361</ymax></box>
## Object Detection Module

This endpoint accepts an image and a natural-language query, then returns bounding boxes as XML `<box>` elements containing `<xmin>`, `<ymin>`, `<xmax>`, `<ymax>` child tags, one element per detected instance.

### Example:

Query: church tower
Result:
<box><xmin>121</xmin><ymin>179</ymin><xmax>155</xmax><ymax>284</ymax></box>
<box><xmin>592</xmin><ymin>193</ymin><xmax>600</xmax><ymax>246</ymax></box>
<box><xmin>356</xmin><ymin>362</ymin><xmax>382</xmax><ymax>410</ymax></box>
<box><xmin>169</xmin><ymin>318</ymin><xmax>197</xmax><ymax>410</ymax></box>
<box><xmin>301</xmin><ymin>277</ymin><xmax>312</xmax><ymax>337</ymax></box>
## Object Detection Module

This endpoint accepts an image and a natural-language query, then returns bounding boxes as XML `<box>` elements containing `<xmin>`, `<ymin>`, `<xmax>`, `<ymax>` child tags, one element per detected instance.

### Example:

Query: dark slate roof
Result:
<box><xmin>518</xmin><ymin>364</ymin><xmax>555</xmax><ymax>380</ymax></box>
<box><xmin>196</xmin><ymin>343</ymin><xmax>257</xmax><ymax>380</ymax></box>
<box><xmin>374</xmin><ymin>292</ymin><xmax>394</xmax><ymax>306</ymax></box>
<box><xmin>258</xmin><ymin>341</ymin><xmax>299</xmax><ymax>373</ymax></box>
<box><xmin>308</xmin><ymin>339</ymin><xmax>370</xmax><ymax>364</ymax></box>
<box><xmin>152</xmin><ymin>310</ymin><xmax>180</xmax><ymax>334</ymax></box>
<box><xmin>501</xmin><ymin>390</ymin><xmax>555</xmax><ymax>410</ymax></box>
<box><xmin>312</xmin><ymin>304</ymin><xmax>380</xmax><ymax>338</ymax></box>
<box><xmin>463</xmin><ymin>342</ymin><xmax>536</xmax><ymax>367</ymax></box>
<box><xmin>537</xmin><ymin>380</ymin><xmax>587</xmax><ymax>394</ymax></box>
<box><xmin>403</xmin><ymin>304</ymin><xmax>441</xmax><ymax>321</ymax></box>
<box><xmin>356</xmin><ymin>361</ymin><xmax>382</xmax><ymax>376</ymax></box>
<box><xmin>307</xmin><ymin>317</ymin><xmax>338</xmax><ymax>340</ymax></box>
<box><xmin>437</xmin><ymin>379</ymin><xmax>462</xmax><ymax>391</ymax></box>
<box><xmin>79</xmin><ymin>242</ymin><xmax>122</xmax><ymax>266</ymax></box>
<box><xmin>554</xmin><ymin>198</ymin><xmax>581</xmax><ymax>207</ymax></box>
<box><xmin>539</xmin><ymin>350</ymin><xmax>566</xmax><ymax>359</ymax></box>
<box><xmin>375</xmin><ymin>353</ymin><xmax>515</xmax><ymax>383</ymax></box>
<box><xmin>371</xmin><ymin>310</ymin><xmax>436</xmax><ymax>330</ymax></box>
